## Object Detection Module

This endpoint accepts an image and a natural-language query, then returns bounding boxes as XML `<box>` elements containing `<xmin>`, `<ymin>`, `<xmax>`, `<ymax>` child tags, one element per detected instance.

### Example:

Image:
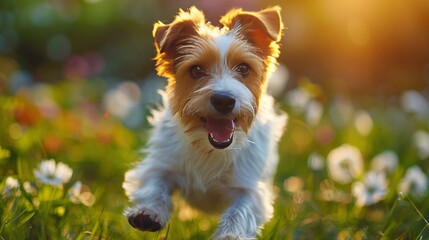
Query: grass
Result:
<box><xmin>1</xmin><ymin>78</ymin><xmax>429</xmax><ymax>239</ymax></box>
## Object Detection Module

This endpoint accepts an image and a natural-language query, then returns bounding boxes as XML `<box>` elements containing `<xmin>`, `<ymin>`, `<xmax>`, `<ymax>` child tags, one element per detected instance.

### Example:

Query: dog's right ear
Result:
<box><xmin>153</xmin><ymin>7</ymin><xmax>205</xmax><ymax>57</ymax></box>
<box><xmin>153</xmin><ymin>21</ymin><xmax>196</xmax><ymax>56</ymax></box>
<box><xmin>153</xmin><ymin>23</ymin><xmax>170</xmax><ymax>52</ymax></box>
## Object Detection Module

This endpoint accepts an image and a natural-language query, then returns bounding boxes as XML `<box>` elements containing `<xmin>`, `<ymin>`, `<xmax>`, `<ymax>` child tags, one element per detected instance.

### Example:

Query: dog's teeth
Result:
<box><xmin>209</xmin><ymin>133</ymin><xmax>232</xmax><ymax>144</ymax></box>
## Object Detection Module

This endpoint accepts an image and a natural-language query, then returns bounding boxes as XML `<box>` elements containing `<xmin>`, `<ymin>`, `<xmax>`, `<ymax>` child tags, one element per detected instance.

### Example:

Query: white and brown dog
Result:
<box><xmin>123</xmin><ymin>6</ymin><xmax>287</xmax><ymax>240</ymax></box>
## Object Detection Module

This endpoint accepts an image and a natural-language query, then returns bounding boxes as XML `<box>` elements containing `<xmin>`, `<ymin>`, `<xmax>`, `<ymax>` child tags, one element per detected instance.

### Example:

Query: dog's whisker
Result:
<box><xmin>229</xmin><ymin>147</ymin><xmax>243</xmax><ymax>150</ymax></box>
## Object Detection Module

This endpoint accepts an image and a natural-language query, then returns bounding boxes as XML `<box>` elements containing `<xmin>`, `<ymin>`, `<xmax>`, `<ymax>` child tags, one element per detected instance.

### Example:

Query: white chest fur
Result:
<box><xmin>123</xmin><ymin>93</ymin><xmax>286</xmax><ymax>213</ymax></box>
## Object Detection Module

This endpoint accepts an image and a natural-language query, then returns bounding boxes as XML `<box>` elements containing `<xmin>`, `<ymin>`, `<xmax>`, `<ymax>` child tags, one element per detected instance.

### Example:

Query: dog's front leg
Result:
<box><xmin>212</xmin><ymin>187</ymin><xmax>273</xmax><ymax>240</ymax></box>
<box><xmin>124</xmin><ymin>173</ymin><xmax>172</xmax><ymax>232</ymax></box>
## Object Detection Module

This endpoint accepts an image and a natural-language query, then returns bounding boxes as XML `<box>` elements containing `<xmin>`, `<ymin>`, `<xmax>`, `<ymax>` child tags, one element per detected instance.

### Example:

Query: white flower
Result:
<box><xmin>413</xmin><ymin>130</ymin><xmax>429</xmax><ymax>160</ymax></box>
<box><xmin>103</xmin><ymin>81</ymin><xmax>141</xmax><ymax>119</ymax></box>
<box><xmin>68</xmin><ymin>181</ymin><xmax>82</xmax><ymax>202</ymax></box>
<box><xmin>286</xmin><ymin>88</ymin><xmax>311</xmax><ymax>113</ymax></box>
<box><xmin>267</xmin><ymin>64</ymin><xmax>289</xmax><ymax>98</ymax></box>
<box><xmin>400</xmin><ymin>90</ymin><xmax>429</xmax><ymax>119</ymax></box>
<box><xmin>354</xmin><ymin>110</ymin><xmax>373</xmax><ymax>136</ymax></box>
<box><xmin>23</xmin><ymin>181</ymin><xmax>37</xmax><ymax>195</ymax></box>
<box><xmin>398</xmin><ymin>166</ymin><xmax>428</xmax><ymax>198</ymax></box>
<box><xmin>68</xmin><ymin>181</ymin><xmax>95</xmax><ymax>206</ymax></box>
<box><xmin>352</xmin><ymin>171</ymin><xmax>388</xmax><ymax>207</ymax></box>
<box><xmin>305</xmin><ymin>100</ymin><xmax>323</xmax><ymax>126</ymax></box>
<box><xmin>327</xmin><ymin>144</ymin><xmax>363</xmax><ymax>184</ymax></box>
<box><xmin>308</xmin><ymin>152</ymin><xmax>325</xmax><ymax>171</ymax></box>
<box><xmin>370</xmin><ymin>150</ymin><xmax>398</xmax><ymax>174</ymax></box>
<box><xmin>33</xmin><ymin>159</ymin><xmax>73</xmax><ymax>187</ymax></box>
<box><xmin>2</xmin><ymin>176</ymin><xmax>19</xmax><ymax>194</ymax></box>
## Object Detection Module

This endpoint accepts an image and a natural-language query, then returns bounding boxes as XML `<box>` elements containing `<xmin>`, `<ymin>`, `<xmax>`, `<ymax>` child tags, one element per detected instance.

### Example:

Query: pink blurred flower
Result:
<box><xmin>64</xmin><ymin>52</ymin><xmax>104</xmax><ymax>79</ymax></box>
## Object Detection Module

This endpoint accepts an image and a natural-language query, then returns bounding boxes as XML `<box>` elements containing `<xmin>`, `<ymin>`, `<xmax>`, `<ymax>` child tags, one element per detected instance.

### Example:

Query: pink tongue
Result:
<box><xmin>205</xmin><ymin>118</ymin><xmax>235</xmax><ymax>142</ymax></box>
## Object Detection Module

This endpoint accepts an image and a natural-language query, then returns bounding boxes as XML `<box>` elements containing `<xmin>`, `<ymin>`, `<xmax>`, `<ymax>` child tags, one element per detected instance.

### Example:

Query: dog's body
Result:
<box><xmin>123</xmin><ymin>6</ymin><xmax>286</xmax><ymax>239</ymax></box>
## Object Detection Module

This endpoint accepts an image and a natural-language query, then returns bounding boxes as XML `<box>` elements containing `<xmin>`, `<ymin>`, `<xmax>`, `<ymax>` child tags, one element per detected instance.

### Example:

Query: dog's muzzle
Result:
<box><xmin>203</xmin><ymin>92</ymin><xmax>236</xmax><ymax>149</ymax></box>
<box><xmin>210</xmin><ymin>93</ymin><xmax>236</xmax><ymax>115</ymax></box>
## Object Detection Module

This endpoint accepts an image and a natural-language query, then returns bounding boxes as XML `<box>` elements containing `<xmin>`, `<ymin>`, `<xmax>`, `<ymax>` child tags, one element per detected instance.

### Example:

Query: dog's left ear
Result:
<box><xmin>220</xmin><ymin>6</ymin><xmax>283</xmax><ymax>55</ymax></box>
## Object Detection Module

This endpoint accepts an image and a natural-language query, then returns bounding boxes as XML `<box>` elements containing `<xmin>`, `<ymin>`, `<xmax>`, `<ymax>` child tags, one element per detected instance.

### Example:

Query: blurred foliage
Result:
<box><xmin>1</xmin><ymin>0</ymin><xmax>429</xmax><ymax>239</ymax></box>
<box><xmin>1</xmin><ymin>71</ymin><xmax>428</xmax><ymax>239</ymax></box>
<box><xmin>0</xmin><ymin>0</ymin><xmax>160</xmax><ymax>81</ymax></box>
<box><xmin>1</xmin><ymin>0</ymin><xmax>428</xmax><ymax>96</ymax></box>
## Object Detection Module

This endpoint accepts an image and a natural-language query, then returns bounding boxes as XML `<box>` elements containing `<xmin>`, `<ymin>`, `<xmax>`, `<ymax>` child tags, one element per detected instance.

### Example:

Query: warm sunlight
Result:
<box><xmin>1</xmin><ymin>0</ymin><xmax>428</xmax><ymax>239</ymax></box>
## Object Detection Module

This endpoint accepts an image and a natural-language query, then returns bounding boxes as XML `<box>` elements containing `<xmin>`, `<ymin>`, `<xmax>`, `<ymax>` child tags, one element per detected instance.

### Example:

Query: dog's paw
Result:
<box><xmin>126</xmin><ymin>208</ymin><xmax>165</xmax><ymax>232</ymax></box>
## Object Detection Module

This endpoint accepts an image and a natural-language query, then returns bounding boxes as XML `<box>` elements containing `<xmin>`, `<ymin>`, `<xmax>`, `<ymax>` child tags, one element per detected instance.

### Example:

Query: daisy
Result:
<box><xmin>308</xmin><ymin>152</ymin><xmax>325</xmax><ymax>171</ymax></box>
<box><xmin>103</xmin><ymin>81</ymin><xmax>141</xmax><ymax>119</ymax></box>
<box><xmin>305</xmin><ymin>100</ymin><xmax>323</xmax><ymax>126</ymax></box>
<box><xmin>327</xmin><ymin>144</ymin><xmax>363</xmax><ymax>184</ymax></box>
<box><xmin>286</xmin><ymin>88</ymin><xmax>311</xmax><ymax>113</ymax></box>
<box><xmin>266</xmin><ymin>64</ymin><xmax>289</xmax><ymax>98</ymax></box>
<box><xmin>398</xmin><ymin>165</ymin><xmax>428</xmax><ymax>198</ymax></box>
<box><xmin>68</xmin><ymin>181</ymin><xmax>95</xmax><ymax>206</ymax></box>
<box><xmin>370</xmin><ymin>150</ymin><xmax>398</xmax><ymax>174</ymax></box>
<box><xmin>23</xmin><ymin>181</ymin><xmax>37</xmax><ymax>195</ymax></box>
<box><xmin>354</xmin><ymin>110</ymin><xmax>373</xmax><ymax>136</ymax></box>
<box><xmin>2</xmin><ymin>176</ymin><xmax>19</xmax><ymax>195</ymax></box>
<box><xmin>400</xmin><ymin>90</ymin><xmax>429</xmax><ymax>119</ymax></box>
<box><xmin>413</xmin><ymin>130</ymin><xmax>429</xmax><ymax>160</ymax></box>
<box><xmin>33</xmin><ymin>159</ymin><xmax>73</xmax><ymax>187</ymax></box>
<box><xmin>352</xmin><ymin>171</ymin><xmax>388</xmax><ymax>207</ymax></box>
<box><xmin>68</xmin><ymin>181</ymin><xmax>83</xmax><ymax>203</ymax></box>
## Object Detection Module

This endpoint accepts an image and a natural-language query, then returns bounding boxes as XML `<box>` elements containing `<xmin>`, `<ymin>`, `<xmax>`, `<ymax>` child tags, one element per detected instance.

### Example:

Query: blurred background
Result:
<box><xmin>1</xmin><ymin>0</ymin><xmax>429</xmax><ymax>239</ymax></box>
<box><xmin>1</xmin><ymin>0</ymin><xmax>428</xmax><ymax>98</ymax></box>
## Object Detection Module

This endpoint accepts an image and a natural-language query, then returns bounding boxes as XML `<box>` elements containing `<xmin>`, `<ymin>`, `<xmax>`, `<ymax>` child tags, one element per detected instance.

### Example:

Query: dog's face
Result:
<box><xmin>153</xmin><ymin>7</ymin><xmax>282</xmax><ymax>152</ymax></box>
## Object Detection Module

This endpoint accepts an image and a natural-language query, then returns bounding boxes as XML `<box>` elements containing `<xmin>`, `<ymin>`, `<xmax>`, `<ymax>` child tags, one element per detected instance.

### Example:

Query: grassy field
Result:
<box><xmin>1</xmin><ymin>76</ymin><xmax>429</xmax><ymax>240</ymax></box>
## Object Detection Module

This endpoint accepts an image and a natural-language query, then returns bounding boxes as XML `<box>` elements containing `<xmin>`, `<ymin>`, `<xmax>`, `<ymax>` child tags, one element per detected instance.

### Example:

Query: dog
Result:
<box><xmin>123</xmin><ymin>6</ymin><xmax>287</xmax><ymax>239</ymax></box>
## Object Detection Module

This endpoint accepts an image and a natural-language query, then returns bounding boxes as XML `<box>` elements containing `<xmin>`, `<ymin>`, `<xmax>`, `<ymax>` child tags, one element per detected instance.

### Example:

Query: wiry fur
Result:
<box><xmin>123</xmin><ymin>6</ymin><xmax>286</xmax><ymax>240</ymax></box>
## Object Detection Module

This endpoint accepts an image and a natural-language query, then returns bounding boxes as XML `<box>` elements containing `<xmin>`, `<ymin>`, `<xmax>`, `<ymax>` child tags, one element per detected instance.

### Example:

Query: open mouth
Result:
<box><xmin>202</xmin><ymin>117</ymin><xmax>235</xmax><ymax>149</ymax></box>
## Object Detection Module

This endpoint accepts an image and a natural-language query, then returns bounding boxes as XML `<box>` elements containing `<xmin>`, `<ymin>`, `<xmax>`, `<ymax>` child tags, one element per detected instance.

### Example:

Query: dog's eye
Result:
<box><xmin>234</xmin><ymin>63</ymin><xmax>250</xmax><ymax>77</ymax></box>
<box><xmin>190</xmin><ymin>65</ymin><xmax>207</xmax><ymax>79</ymax></box>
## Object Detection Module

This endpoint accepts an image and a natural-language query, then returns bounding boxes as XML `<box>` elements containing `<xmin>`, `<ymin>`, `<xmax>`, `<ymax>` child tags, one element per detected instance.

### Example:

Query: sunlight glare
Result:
<box><xmin>347</xmin><ymin>19</ymin><xmax>370</xmax><ymax>47</ymax></box>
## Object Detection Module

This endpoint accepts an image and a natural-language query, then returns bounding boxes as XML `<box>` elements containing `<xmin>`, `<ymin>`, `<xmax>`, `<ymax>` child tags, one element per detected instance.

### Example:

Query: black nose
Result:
<box><xmin>210</xmin><ymin>93</ymin><xmax>236</xmax><ymax>114</ymax></box>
